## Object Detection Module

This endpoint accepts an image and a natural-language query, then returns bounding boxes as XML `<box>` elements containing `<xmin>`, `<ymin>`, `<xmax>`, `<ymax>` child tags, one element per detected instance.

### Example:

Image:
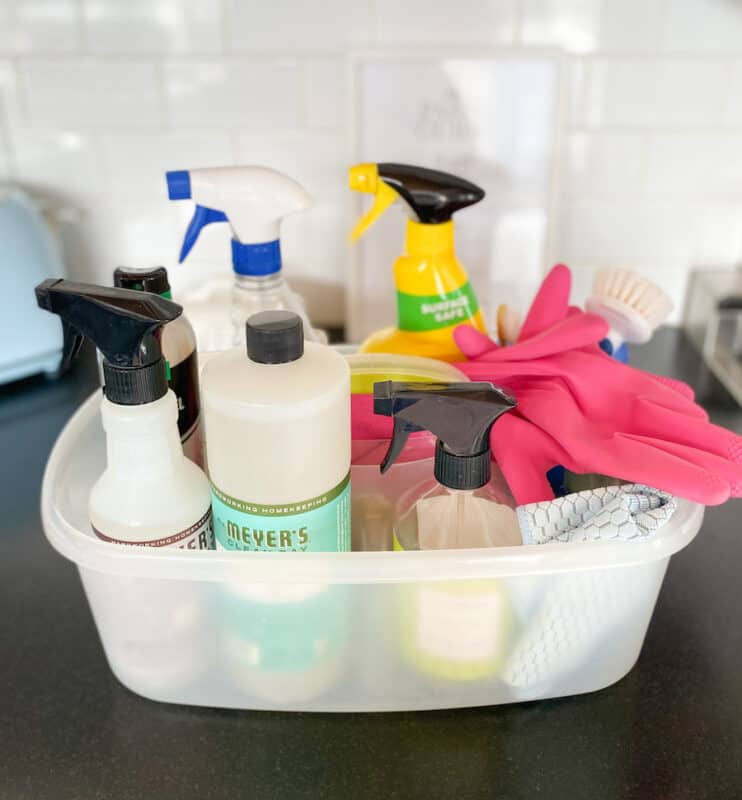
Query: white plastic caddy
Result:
<box><xmin>41</xmin><ymin>391</ymin><xmax>704</xmax><ymax>712</ymax></box>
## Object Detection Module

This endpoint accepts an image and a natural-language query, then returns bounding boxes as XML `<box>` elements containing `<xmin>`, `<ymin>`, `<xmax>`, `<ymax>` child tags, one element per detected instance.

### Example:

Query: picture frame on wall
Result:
<box><xmin>347</xmin><ymin>50</ymin><xmax>563</xmax><ymax>343</ymax></box>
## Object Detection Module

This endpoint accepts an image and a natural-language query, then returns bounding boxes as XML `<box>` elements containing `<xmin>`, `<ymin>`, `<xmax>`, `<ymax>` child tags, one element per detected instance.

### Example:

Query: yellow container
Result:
<box><xmin>349</xmin><ymin>163</ymin><xmax>488</xmax><ymax>362</ymax></box>
<box><xmin>347</xmin><ymin>352</ymin><xmax>467</xmax><ymax>395</ymax></box>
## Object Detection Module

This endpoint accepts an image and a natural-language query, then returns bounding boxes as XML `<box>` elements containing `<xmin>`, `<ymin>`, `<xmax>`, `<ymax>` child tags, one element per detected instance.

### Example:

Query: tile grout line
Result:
<box><xmin>0</xmin><ymin>80</ymin><xmax>16</xmax><ymax>179</ymax></box>
<box><xmin>513</xmin><ymin>0</ymin><xmax>525</xmax><ymax>45</ymax></box>
<box><xmin>154</xmin><ymin>56</ymin><xmax>169</xmax><ymax>132</ymax></box>
<box><xmin>77</xmin><ymin>0</ymin><xmax>88</xmax><ymax>55</ymax></box>
<box><xmin>219</xmin><ymin>0</ymin><xmax>230</xmax><ymax>56</ymax></box>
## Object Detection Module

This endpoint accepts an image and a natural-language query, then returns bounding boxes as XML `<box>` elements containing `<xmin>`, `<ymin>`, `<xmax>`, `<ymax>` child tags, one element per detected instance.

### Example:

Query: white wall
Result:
<box><xmin>1</xmin><ymin>0</ymin><xmax>742</xmax><ymax>324</ymax></box>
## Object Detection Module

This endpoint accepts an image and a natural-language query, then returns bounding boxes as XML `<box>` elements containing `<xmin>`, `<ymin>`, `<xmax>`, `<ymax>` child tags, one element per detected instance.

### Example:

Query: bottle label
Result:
<box><xmin>219</xmin><ymin>585</ymin><xmax>348</xmax><ymax>674</ymax></box>
<box><xmin>211</xmin><ymin>473</ymin><xmax>351</xmax><ymax>552</ymax></box>
<box><xmin>92</xmin><ymin>508</ymin><xmax>214</xmax><ymax>549</ymax></box>
<box><xmin>415</xmin><ymin>584</ymin><xmax>507</xmax><ymax>664</ymax></box>
<box><xmin>168</xmin><ymin>351</ymin><xmax>200</xmax><ymax>444</ymax></box>
<box><xmin>397</xmin><ymin>281</ymin><xmax>480</xmax><ymax>333</ymax></box>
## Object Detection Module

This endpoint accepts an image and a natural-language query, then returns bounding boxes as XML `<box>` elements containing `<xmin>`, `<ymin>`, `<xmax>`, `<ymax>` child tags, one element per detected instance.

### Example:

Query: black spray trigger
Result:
<box><xmin>372</xmin><ymin>380</ymin><xmax>517</xmax><ymax>490</ymax></box>
<box><xmin>60</xmin><ymin>320</ymin><xmax>84</xmax><ymax>372</ymax></box>
<box><xmin>380</xmin><ymin>417</ymin><xmax>422</xmax><ymax>474</ymax></box>
<box><xmin>35</xmin><ymin>278</ymin><xmax>182</xmax><ymax>406</ymax></box>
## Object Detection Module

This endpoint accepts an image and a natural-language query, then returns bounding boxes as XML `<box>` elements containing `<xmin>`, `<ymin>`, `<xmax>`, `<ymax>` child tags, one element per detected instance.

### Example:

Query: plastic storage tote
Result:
<box><xmin>42</xmin><ymin>391</ymin><xmax>705</xmax><ymax>712</ymax></box>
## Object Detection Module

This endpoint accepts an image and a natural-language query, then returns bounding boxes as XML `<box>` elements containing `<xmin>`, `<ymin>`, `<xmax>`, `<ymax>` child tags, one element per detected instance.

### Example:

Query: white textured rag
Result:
<box><xmin>517</xmin><ymin>483</ymin><xmax>677</xmax><ymax>545</ymax></box>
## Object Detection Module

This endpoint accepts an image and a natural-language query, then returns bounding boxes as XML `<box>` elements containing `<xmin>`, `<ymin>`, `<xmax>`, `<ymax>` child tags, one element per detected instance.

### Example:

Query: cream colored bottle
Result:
<box><xmin>90</xmin><ymin>391</ymin><xmax>212</xmax><ymax>548</ymax></box>
<box><xmin>202</xmin><ymin>310</ymin><xmax>351</xmax><ymax>553</ymax></box>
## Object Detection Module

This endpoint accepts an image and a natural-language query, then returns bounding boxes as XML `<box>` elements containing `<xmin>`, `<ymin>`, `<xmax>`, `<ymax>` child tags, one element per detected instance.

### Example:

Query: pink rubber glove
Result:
<box><xmin>452</xmin><ymin>266</ymin><xmax>742</xmax><ymax>506</ymax></box>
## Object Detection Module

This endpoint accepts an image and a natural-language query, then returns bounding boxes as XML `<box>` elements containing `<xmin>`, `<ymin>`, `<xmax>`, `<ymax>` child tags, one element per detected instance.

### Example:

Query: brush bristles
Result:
<box><xmin>592</xmin><ymin>268</ymin><xmax>673</xmax><ymax>328</ymax></box>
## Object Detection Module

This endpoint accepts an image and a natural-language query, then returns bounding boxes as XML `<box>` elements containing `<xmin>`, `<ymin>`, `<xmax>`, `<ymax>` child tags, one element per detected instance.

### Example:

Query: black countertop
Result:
<box><xmin>1</xmin><ymin>330</ymin><xmax>741</xmax><ymax>800</ymax></box>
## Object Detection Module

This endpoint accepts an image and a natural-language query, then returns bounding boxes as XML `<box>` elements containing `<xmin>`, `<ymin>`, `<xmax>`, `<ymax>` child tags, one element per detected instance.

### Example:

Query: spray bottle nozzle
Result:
<box><xmin>166</xmin><ymin>165</ymin><xmax>311</xmax><ymax>276</ymax></box>
<box><xmin>166</xmin><ymin>170</ymin><xmax>192</xmax><ymax>200</ymax></box>
<box><xmin>373</xmin><ymin>380</ymin><xmax>516</xmax><ymax>490</ymax></box>
<box><xmin>35</xmin><ymin>279</ymin><xmax>182</xmax><ymax>405</ymax></box>
<box><xmin>349</xmin><ymin>163</ymin><xmax>485</xmax><ymax>242</ymax></box>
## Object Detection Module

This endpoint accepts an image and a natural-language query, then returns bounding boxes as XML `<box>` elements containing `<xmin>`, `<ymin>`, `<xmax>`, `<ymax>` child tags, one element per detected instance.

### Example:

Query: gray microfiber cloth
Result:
<box><xmin>517</xmin><ymin>484</ymin><xmax>677</xmax><ymax>545</ymax></box>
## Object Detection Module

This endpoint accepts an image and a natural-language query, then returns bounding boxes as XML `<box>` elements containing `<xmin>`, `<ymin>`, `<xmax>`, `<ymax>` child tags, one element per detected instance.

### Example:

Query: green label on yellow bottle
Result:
<box><xmin>211</xmin><ymin>473</ymin><xmax>351</xmax><ymax>552</ymax></box>
<box><xmin>397</xmin><ymin>281</ymin><xmax>480</xmax><ymax>333</ymax></box>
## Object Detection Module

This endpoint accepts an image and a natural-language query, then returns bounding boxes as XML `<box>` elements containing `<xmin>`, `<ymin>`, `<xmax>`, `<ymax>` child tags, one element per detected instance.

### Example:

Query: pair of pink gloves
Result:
<box><xmin>352</xmin><ymin>265</ymin><xmax>742</xmax><ymax>506</ymax></box>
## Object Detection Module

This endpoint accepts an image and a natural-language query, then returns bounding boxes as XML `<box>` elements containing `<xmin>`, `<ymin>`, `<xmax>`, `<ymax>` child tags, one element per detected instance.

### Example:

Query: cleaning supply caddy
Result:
<box><xmin>42</xmin><ymin>383</ymin><xmax>705</xmax><ymax>710</ymax></box>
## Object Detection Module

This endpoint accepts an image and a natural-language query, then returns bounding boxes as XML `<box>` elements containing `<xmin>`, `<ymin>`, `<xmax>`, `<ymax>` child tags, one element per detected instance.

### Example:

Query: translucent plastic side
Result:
<box><xmin>41</xmin><ymin>392</ymin><xmax>704</xmax><ymax>584</ymax></box>
<box><xmin>79</xmin><ymin>558</ymin><xmax>667</xmax><ymax>711</ymax></box>
<box><xmin>42</xmin><ymin>392</ymin><xmax>703</xmax><ymax>711</ymax></box>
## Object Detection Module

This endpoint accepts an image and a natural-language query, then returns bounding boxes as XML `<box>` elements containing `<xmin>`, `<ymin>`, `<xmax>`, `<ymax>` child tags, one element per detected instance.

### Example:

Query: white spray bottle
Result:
<box><xmin>35</xmin><ymin>279</ymin><xmax>213</xmax><ymax>550</ymax></box>
<box><xmin>166</xmin><ymin>166</ymin><xmax>321</xmax><ymax>350</ymax></box>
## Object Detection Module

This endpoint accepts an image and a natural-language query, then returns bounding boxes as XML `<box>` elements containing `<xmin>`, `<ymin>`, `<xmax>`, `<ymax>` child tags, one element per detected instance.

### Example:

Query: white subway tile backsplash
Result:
<box><xmin>2</xmin><ymin>2</ymin><xmax>741</xmax><ymax>318</ymax></box>
<box><xmin>282</xmin><ymin>194</ymin><xmax>349</xmax><ymax>284</ymax></box>
<box><xmin>690</xmin><ymin>204</ymin><xmax>742</xmax><ymax>264</ymax></box>
<box><xmin>0</xmin><ymin>59</ymin><xmax>21</xmax><ymax>134</ymax></box>
<box><xmin>225</xmin><ymin>0</ymin><xmax>370</xmax><ymax>53</ymax></box>
<box><xmin>99</xmin><ymin>131</ymin><xmax>235</xmax><ymax>195</ymax></box>
<box><xmin>0</xmin><ymin>137</ymin><xmax>9</xmax><ymax>178</ymax></box>
<box><xmin>62</xmin><ymin>199</ymin><xmax>183</xmax><ymax>284</ymax></box>
<box><xmin>663</xmin><ymin>0</ymin><xmax>742</xmax><ymax>54</ymax></box>
<box><xmin>21</xmin><ymin>59</ymin><xmax>161</xmax><ymax>127</ymax></box>
<box><xmin>583</xmin><ymin>58</ymin><xmax>730</xmax><ymax>128</ymax></box>
<box><xmin>164</xmin><ymin>60</ymin><xmax>302</xmax><ymax>129</ymax></box>
<box><xmin>306</xmin><ymin>59</ymin><xmax>346</xmax><ymax>129</ymax></box>
<box><xmin>11</xmin><ymin>129</ymin><xmax>99</xmax><ymax>195</ymax></box>
<box><xmin>0</xmin><ymin>0</ymin><xmax>79</xmax><ymax>54</ymax></box>
<box><xmin>236</xmin><ymin>130</ymin><xmax>349</xmax><ymax>199</ymax></box>
<box><xmin>83</xmin><ymin>0</ymin><xmax>222</xmax><ymax>55</ymax></box>
<box><xmin>565</xmin><ymin>57</ymin><xmax>586</xmax><ymax>129</ymax></box>
<box><xmin>722</xmin><ymin>60</ymin><xmax>742</xmax><ymax>127</ymax></box>
<box><xmin>521</xmin><ymin>0</ymin><xmax>664</xmax><ymax>54</ymax></box>
<box><xmin>374</xmin><ymin>0</ymin><xmax>517</xmax><ymax>45</ymax></box>
<box><xmin>561</xmin><ymin>131</ymin><xmax>646</xmax><ymax>195</ymax></box>
<box><xmin>646</xmin><ymin>133</ymin><xmax>742</xmax><ymax>195</ymax></box>
<box><xmin>556</xmin><ymin>198</ymin><xmax>700</xmax><ymax>317</ymax></box>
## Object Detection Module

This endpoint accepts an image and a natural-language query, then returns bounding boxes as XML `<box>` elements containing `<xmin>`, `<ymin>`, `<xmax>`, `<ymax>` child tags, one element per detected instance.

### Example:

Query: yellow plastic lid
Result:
<box><xmin>346</xmin><ymin>353</ymin><xmax>468</xmax><ymax>394</ymax></box>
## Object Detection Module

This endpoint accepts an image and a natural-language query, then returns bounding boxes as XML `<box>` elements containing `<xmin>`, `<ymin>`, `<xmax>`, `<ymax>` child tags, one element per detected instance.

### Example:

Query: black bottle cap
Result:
<box><xmin>378</xmin><ymin>163</ymin><xmax>485</xmax><ymax>224</ymax></box>
<box><xmin>102</xmin><ymin>360</ymin><xmax>169</xmax><ymax>405</ymax></box>
<box><xmin>35</xmin><ymin>279</ymin><xmax>181</xmax><ymax>405</ymax></box>
<box><xmin>113</xmin><ymin>266</ymin><xmax>171</xmax><ymax>297</ymax></box>
<box><xmin>246</xmin><ymin>310</ymin><xmax>304</xmax><ymax>364</ymax></box>
<box><xmin>434</xmin><ymin>440</ymin><xmax>492</xmax><ymax>491</ymax></box>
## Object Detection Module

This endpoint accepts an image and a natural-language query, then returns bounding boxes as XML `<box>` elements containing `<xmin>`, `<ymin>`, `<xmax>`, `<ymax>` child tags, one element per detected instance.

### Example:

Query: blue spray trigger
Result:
<box><xmin>179</xmin><ymin>205</ymin><xmax>228</xmax><ymax>262</ymax></box>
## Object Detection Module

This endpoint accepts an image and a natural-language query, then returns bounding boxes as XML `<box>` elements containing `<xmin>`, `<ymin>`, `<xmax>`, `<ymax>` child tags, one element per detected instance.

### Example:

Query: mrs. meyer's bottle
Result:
<box><xmin>202</xmin><ymin>310</ymin><xmax>350</xmax><ymax>553</ymax></box>
<box><xmin>202</xmin><ymin>310</ymin><xmax>351</xmax><ymax>704</ymax></box>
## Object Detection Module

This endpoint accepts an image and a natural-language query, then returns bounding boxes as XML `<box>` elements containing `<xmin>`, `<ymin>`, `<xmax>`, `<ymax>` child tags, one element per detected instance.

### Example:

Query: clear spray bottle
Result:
<box><xmin>373</xmin><ymin>380</ymin><xmax>520</xmax><ymax>550</ymax></box>
<box><xmin>166</xmin><ymin>166</ymin><xmax>321</xmax><ymax>349</ymax></box>
<box><xmin>374</xmin><ymin>380</ymin><xmax>521</xmax><ymax>683</ymax></box>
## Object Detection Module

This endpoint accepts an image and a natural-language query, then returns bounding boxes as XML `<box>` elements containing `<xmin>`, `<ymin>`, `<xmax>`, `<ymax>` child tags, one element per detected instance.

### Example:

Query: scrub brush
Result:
<box><xmin>586</xmin><ymin>267</ymin><xmax>673</xmax><ymax>351</ymax></box>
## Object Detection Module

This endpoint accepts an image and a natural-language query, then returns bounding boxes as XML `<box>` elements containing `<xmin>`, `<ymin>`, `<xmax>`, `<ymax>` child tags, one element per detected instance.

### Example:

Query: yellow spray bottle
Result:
<box><xmin>349</xmin><ymin>163</ymin><xmax>488</xmax><ymax>361</ymax></box>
